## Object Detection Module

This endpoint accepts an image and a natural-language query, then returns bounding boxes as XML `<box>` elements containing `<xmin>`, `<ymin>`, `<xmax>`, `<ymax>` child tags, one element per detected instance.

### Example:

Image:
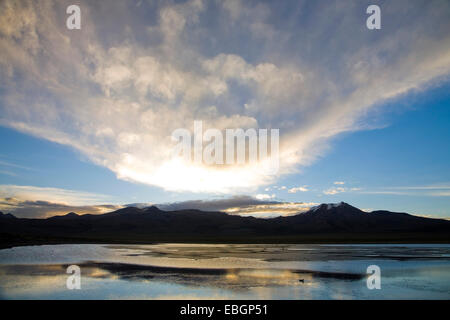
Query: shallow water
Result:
<box><xmin>0</xmin><ymin>243</ymin><xmax>449</xmax><ymax>299</ymax></box>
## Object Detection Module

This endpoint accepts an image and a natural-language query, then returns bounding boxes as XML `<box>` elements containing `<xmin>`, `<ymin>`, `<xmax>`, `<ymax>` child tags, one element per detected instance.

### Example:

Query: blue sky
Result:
<box><xmin>0</xmin><ymin>0</ymin><xmax>450</xmax><ymax>218</ymax></box>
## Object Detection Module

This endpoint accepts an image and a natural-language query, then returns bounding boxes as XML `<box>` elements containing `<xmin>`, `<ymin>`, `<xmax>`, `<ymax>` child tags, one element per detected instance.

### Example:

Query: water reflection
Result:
<box><xmin>0</xmin><ymin>244</ymin><xmax>449</xmax><ymax>299</ymax></box>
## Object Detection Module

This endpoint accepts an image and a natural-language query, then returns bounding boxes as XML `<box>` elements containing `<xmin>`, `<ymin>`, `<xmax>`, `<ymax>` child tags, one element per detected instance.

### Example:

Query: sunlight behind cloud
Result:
<box><xmin>0</xmin><ymin>0</ymin><xmax>450</xmax><ymax>193</ymax></box>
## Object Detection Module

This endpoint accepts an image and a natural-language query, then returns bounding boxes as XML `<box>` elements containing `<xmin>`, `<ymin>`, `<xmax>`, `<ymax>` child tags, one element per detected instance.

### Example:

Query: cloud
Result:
<box><xmin>0</xmin><ymin>160</ymin><xmax>33</xmax><ymax>171</ymax></box>
<box><xmin>334</xmin><ymin>181</ymin><xmax>345</xmax><ymax>185</ymax></box>
<box><xmin>323</xmin><ymin>187</ymin><xmax>347</xmax><ymax>195</ymax></box>
<box><xmin>429</xmin><ymin>191</ymin><xmax>450</xmax><ymax>197</ymax></box>
<box><xmin>270</xmin><ymin>186</ymin><xmax>287</xmax><ymax>191</ymax></box>
<box><xmin>255</xmin><ymin>193</ymin><xmax>276</xmax><ymax>200</ymax></box>
<box><xmin>0</xmin><ymin>198</ymin><xmax>122</xmax><ymax>219</ymax></box>
<box><xmin>0</xmin><ymin>170</ymin><xmax>16</xmax><ymax>177</ymax></box>
<box><xmin>359</xmin><ymin>184</ymin><xmax>450</xmax><ymax>197</ymax></box>
<box><xmin>0</xmin><ymin>184</ymin><xmax>121</xmax><ymax>218</ymax></box>
<box><xmin>0</xmin><ymin>159</ymin><xmax>34</xmax><ymax>177</ymax></box>
<box><xmin>224</xmin><ymin>201</ymin><xmax>318</xmax><ymax>218</ymax></box>
<box><xmin>157</xmin><ymin>195</ymin><xmax>317</xmax><ymax>217</ymax></box>
<box><xmin>0</xmin><ymin>0</ymin><xmax>450</xmax><ymax>193</ymax></box>
<box><xmin>288</xmin><ymin>186</ymin><xmax>309</xmax><ymax>193</ymax></box>
<box><xmin>156</xmin><ymin>195</ymin><xmax>277</xmax><ymax>212</ymax></box>
<box><xmin>0</xmin><ymin>185</ymin><xmax>112</xmax><ymax>205</ymax></box>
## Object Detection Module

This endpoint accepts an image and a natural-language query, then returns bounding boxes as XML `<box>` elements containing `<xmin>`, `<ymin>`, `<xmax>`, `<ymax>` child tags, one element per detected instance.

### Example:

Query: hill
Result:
<box><xmin>0</xmin><ymin>202</ymin><xmax>449</xmax><ymax>247</ymax></box>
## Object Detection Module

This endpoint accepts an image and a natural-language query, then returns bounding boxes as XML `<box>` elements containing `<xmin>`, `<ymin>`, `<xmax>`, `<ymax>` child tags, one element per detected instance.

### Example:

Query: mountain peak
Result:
<box><xmin>114</xmin><ymin>206</ymin><xmax>162</xmax><ymax>215</ymax></box>
<box><xmin>49</xmin><ymin>212</ymin><xmax>79</xmax><ymax>219</ymax></box>
<box><xmin>309</xmin><ymin>202</ymin><xmax>360</xmax><ymax>213</ymax></box>
<box><xmin>65</xmin><ymin>212</ymin><xmax>78</xmax><ymax>217</ymax></box>
<box><xmin>144</xmin><ymin>205</ymin><xmax>162</xmax><ymax>212</ymax></box>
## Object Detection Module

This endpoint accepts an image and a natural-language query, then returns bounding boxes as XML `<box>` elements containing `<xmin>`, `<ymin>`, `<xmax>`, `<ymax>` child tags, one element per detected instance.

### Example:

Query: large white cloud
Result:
<box><xmin>0</xmin><ymin>0</ymin><xmax>449</xmax><ymax>193</ymax></box>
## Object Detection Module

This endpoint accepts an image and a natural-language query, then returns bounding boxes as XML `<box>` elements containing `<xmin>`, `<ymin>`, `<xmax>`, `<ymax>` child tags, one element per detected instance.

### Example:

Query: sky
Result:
<box><xmin>0</xmin><ymin>0</ymin><xmax>450</xmax><ymax>218</ymax></box>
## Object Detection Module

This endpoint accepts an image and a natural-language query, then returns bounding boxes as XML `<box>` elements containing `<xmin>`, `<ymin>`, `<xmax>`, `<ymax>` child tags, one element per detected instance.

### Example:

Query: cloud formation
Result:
<box><xmin>0</xmin><ymin>184</ymin><xmax>120</xmax><ymax>218</ymax></box>
<box><xmin>255</xmin><ymin>193</ymin><xmax>276</xmax><ymax>200</ymax></box>
<box><xmin>323</xmin><ymin>187</ymin><xmax>347</xmax><ymax>195</ymax></box>
<box><xmin>0</xmin><ymin>0</ymin><xmax>450</xmax><ymax>193</ymax></box>
<box><xmin>157</xmin><ymin>195</ymin><xmax>317</xmax><ymax>217</ymax></box>
<box><xmin>0</xmin><ymin>185</ymin><xmax>112</xmax><ymax>205</ymax></box>
<box><xmin>0</xmin><ymin>198</ymin><xmax>122</xmax><ymax>219</ymax></box>
<box><xmin>359</xmin><ymin>185</ymin><xmax>450</xmax><ymax>197</ymax></box>
<box><xmin>288</xmin><ymin>186</ymin><xmax>309</xmax><ymax>193</ymax></box>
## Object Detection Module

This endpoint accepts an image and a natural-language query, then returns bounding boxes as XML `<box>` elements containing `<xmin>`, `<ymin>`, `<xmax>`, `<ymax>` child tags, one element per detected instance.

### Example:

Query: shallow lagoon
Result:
<box><xmin>0</xmin><ymin>243</ymin><xmax>449</xmax><ymax>299</ymax></box>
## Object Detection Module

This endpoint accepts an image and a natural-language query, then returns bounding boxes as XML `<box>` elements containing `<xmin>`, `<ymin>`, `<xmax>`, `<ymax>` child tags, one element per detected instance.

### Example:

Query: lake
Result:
<box><xmin>0</xmin><ymin>243</ymin><xmax>449</xmax><ymax>299</ymax></box>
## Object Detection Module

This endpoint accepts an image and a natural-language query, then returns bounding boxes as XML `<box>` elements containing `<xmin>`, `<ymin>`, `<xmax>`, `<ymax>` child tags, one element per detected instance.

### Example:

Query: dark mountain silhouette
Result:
<box><xmin>48</xmin><ymin>212</ymin><xmax>79</xmax><ymax>220</ymax></box>
<box><xmin>282</xmin><ymin>202</ymin><xmax>449</xmax><ymax>233</ymax></box>
<box><xmin>0</xmin><ymin>202</ymin><xmax>449</xmax><ymax>247</ymax></box>
<box><xmin>0</xmin><ymin>212</ymin><xmax>17</xmax><ymax>220</ymax></box>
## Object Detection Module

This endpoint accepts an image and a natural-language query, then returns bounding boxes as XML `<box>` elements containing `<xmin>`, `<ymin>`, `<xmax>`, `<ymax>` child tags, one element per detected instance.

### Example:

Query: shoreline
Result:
<box><xmin>2</xmin><ymin>236</ymin><xmax>450</xmax><ymax>251</ymax></box>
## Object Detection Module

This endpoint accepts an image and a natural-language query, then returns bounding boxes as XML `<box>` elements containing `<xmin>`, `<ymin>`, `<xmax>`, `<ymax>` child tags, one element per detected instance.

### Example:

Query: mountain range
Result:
<box><xmin>1</xmin><ymin>202</ymin><xmax>449</xmax><ymax>247</ymax></box>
